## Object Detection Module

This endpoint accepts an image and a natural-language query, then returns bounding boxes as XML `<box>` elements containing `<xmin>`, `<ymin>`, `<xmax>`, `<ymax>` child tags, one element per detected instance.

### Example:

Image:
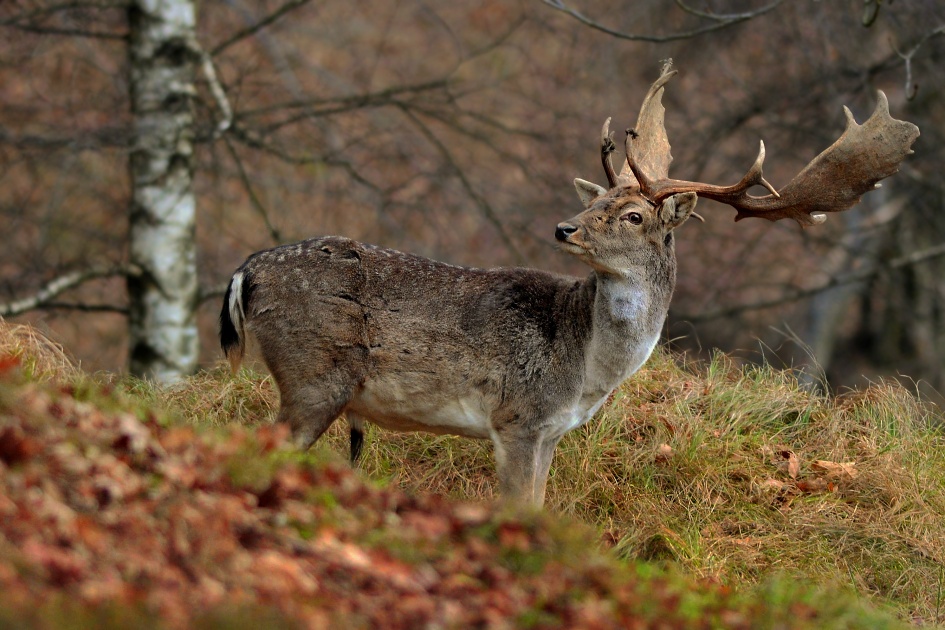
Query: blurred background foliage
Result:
<box><xmin>1</xmin><ymin>0</ymin><xmax>943</xmax><ymax>397</ymax></box>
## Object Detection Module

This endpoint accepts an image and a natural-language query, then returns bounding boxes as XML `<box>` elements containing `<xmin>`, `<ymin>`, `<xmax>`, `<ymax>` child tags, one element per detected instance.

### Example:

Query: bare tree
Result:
<box><xmin>2</xmin><ymin>1</ymin><xmax>520</xmax><ymax>380</ymax></box>
<box><xmin>125</xmin><ymin>0</ymin><xmax>201</xmax><ymax>380</ymax></box>
<box><xmin>1</xmin><ymin>0</ymin><xmax>943</xmax><ymax>396</ymax></box>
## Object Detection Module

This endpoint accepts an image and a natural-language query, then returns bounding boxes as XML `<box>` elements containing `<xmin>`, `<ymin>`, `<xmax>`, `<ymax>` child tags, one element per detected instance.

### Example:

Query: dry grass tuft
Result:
<box><xmin>0</xmin><ymin>318</ymin><xmax>80</xmax><ymax>380</ymax></box>
<box><xmin>169</xmin><ymin>349</ymin><xmax>945</xmax><ymax>622</ymax></box>
<box><xmin>161</xmin><ymin>363</ymin><xmax>279</xmax><ymax>428</ymax></box>
<box><xmin>538</xmin><ymin>350</ymin><xmax>944</xmax><ymax>622</ymax></box>
<box><xmin>1</xmin><ymin>320</ymin><xmax>935</xmax><ymax>620</ymax></box>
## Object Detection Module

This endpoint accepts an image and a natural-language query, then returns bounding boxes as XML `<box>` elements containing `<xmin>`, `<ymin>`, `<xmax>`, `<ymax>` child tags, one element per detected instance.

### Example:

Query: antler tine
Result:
<box><xmin>733</xmin><ymin>141</ymin><xmax>779</xmax><ymax>198</ymax></box>
<box><xmin>629</xmin><ymin>135</ymin><xmax>781</xmax><ymax>203</ymax></box>
<box><xmin>631</xmin><ymin>90</ymin><xmax>919</xmax><ymax>227</ymax></box>
<box><xmin>600</xmin><ymin>117</ymin><xmax>619</xmax><ymax>189</ymax></box>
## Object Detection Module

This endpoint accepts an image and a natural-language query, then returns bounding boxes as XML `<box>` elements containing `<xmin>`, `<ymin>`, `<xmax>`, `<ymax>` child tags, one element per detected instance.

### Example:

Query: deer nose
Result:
<box><xmin>555</xmin><ymin>223</ymin><xmax>578</xmax><ymax>242</ymax></box>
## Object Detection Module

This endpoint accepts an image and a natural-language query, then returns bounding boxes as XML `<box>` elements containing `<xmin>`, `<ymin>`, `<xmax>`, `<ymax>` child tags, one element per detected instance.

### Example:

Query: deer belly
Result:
<box><xmin>350</xmin><ymin>378</ymin><xmax>491</xmax><ymax>439</ymax></box>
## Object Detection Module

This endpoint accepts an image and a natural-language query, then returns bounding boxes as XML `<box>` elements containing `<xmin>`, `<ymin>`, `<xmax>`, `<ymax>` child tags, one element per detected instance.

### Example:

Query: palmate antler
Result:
<box><xmin>611</xmin><ymin>64</ymin><xmax>920</xmax><ymax>227</ymax></box>
<box><xmin>600</xmin><ymin>61</ymin><xmax>677</xmax><ymax>191</ymax></box>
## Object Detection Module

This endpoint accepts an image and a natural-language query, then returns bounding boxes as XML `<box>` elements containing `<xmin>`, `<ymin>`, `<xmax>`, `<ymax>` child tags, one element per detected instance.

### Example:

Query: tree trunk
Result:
<box><xmin>802</xmin><ymin>199</ymin><xmax>877</xmax><ymax>381</ymax></box>
<box><xmin>127</xmin><ymin>0</ymin><xmax>199</xmax><ymax>382</ymax></box>
<box><xmin>801</xmin><ymin>189</ymin><xmax>901</xmax><ymax>384</ymax></box>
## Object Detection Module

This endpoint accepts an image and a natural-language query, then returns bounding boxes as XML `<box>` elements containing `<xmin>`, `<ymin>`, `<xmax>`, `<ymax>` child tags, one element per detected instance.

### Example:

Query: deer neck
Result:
<box><xmin>581</xmin><ymin>264</ymin><xmax>675</xmax><ymax>396</ymax></box>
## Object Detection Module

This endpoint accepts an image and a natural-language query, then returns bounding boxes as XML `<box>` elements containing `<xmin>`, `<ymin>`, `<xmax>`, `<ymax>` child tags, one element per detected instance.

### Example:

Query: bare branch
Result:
<box><xmin>401</xmin><ymin>102</ymin><xmax>542</xmax><ymax>170</ymax></box>
<box><xmin>891</xmin><ymin>25</ymin><xmax>945</xmax><ymax>101</ymax></box>
<box><xmin>211</xmin><ymin>0</ymin><xmax>312</xmax><ymax>56</ymax></box>
<box><xmin>539</xmin><ymin>0</ymin><xmax>784</xmax><ymax>43</ymax></box>
<box><xmin>680</xmin><ymin>242</ymin><xmax>945</xmax><ymax>323</ymax></box>
<box><xmin>36</xmin><ymin>302</ymin><xmax>129</xmax><ymax>314</ymax></box>
<box><xmin>225</xmin><ymin>123</ymin><xmax>383</xmax><ymax>197</ymax></box>
<box><xmin>1</xmin><ymin>0</ymin><xmax>127</xmax><ymax>19</ymax></box>
<box><xmin>193</xmin><ymin>40</ymin><xmax>233</xmax><ymax>136</ymax></box>
<box><xmin>0</xmin><ymin>127</ymin><xmax>131</xmax><ymax>151</ymax></box>
<box><xmin>1</xmin><ymin>1</ymin><xmax>128</xmax><ymax>40</ymax></box>
<box><xmin>235</xmin><ymin>80</ymin><xmax>450</xmax><ymax>131</ymax></box>
<box><xmin>0</xmin><ymin>265</ymin><xmax>141</xmax><ymax>318</ymax></box>
<box><xmin>673</xmin><ymin>0</ymin><xmax>776</xmax><ymax>21</ymax></box>
<box><xmin>425</xmin><ymin>105</ymin><xmax>543</xmax><ymax>141</ymax></box>
<box><xmin>222</xmin><ymin>135</ymin><xmax>282</xmax><ymax>245</ymax></box>
<box><xmin>0</xmin><ymin>22</ymin><xmax>126</xmax><ymax>39</ymax></box>
<box><xmin>398</xmin><ymin>107</ymin><xmax>526</xmax><ymax>265</ymax></box>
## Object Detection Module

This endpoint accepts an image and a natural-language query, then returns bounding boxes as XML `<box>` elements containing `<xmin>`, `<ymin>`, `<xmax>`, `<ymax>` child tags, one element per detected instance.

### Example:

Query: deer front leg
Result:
<box><xmin>491</xmin><ymin>425</ymin><xmax>544</xmax><ymax>506</ymax></box>
<box><xmin>533</xmin><ymin>435</ymin><xmax>562</xmax><ymax>506</ymax></box>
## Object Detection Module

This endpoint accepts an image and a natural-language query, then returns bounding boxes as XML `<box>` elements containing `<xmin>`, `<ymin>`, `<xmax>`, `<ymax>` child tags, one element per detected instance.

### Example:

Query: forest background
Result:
<box><xmin>1</xmin><ymin>0</ymin><xmax>944</xmax><ymax>400</ymax></box>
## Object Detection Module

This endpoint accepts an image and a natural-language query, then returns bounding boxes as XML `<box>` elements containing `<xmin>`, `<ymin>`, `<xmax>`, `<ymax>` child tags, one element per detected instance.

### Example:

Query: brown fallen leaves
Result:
<box><xmin>0</xmin><ymin>364</ymin><xmax>799</xmax><ymax>629</ymax></box>
<box><xmin>759</xmin><ymin>445</ymin><xmax>861</xmax><ymax>506</ymax></box>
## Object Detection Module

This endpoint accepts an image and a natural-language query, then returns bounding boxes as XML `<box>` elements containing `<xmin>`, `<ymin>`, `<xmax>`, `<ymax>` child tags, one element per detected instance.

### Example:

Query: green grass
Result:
<box><xmin>180</xmin><ymin>349</ymin><xmax>945</xmax><ymax>624</ymax></box>
<box><xmin>5</xmin><ymin>320</ymin><xmax>944</xmax><ymax>626</ymax></box>
<box><xmin>552</xmin><ymin>351</ymin><xmax>945</xmax><ymax>623</ymax></box>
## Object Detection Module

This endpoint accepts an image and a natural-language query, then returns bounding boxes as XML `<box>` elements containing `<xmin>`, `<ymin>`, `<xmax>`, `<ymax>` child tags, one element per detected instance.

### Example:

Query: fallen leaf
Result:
<box><xmin>0</xmin><ymin>424</ymin><xmax>42</xmax><ymax>465</ymax></box>
<box><xmin>811</xmin><ymin>460</ymin><xmax>859</xmax><ymax>480</ymax></box>
<box><xmin>775</xmin><ymin>448</ymin><xmax>800</xmax><ymax>479</ymax></box>
<box><xmin>796</xmin><ymin>478</ymin><xmax>830</xmax><ymax>493</ymax></box>
<box><xmin>0</xmin><ymin>354</ymin><xmax>20</xmax><ymax>373</ymax></box>
<box><xmin>759</xmin><ymin>478</ymin><xmax>786</xmax><ymax>491</ymax></box>
<box><xmin>655</xmin><ymin>443</ymin><xmax>673</xmax><ymax>462</ymax></box>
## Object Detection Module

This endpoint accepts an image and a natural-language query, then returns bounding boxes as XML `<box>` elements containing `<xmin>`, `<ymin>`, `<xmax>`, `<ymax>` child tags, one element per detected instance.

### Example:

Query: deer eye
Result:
<box><xmin>622</xmin><ymin>212</ymin><xmax>643</xmax><ymax>225</ymax></box>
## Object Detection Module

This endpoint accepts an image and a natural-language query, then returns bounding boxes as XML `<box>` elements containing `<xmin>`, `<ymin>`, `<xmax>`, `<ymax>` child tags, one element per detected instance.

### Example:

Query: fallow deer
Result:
<box><xmin>220</xmin><ymin>62</ymin><xmax>919</xmax><ymax>506</ymax></box>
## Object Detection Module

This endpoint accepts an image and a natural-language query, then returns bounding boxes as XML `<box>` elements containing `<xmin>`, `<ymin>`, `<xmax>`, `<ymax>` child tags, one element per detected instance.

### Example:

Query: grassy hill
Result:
<box><xmin>1</xmin><ymin>320</ymin><xmax>943</xmax><ymax>628</ymax></box>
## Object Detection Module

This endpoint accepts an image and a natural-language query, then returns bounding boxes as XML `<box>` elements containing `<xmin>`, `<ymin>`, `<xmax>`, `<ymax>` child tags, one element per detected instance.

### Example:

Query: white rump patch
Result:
<box><xmin>228</xmin><ymin>271</ymin><xmax>245</xmax><ymax>332</ymax></box>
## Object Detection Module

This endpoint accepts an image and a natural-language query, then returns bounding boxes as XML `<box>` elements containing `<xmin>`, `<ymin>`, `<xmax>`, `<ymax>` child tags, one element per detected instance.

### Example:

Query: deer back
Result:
<box><xmin>232</xmin><ymin>237</ymin><xmax>606</xmax><ymax>436</ymax></box>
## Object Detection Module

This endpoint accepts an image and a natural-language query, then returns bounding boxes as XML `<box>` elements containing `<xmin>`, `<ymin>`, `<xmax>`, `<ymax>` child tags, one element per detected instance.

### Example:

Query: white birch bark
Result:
<box><xmin>127</xmin><ymin>0</ymin><xmax>199</xmax><ymax>382</ymax></box>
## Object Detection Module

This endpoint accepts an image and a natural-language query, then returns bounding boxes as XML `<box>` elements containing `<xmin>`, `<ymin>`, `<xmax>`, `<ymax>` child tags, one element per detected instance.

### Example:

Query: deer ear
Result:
<box><xmin>573</xmin><ymin>178</ymin><xmax>607</xmax><ymax>208</ymax></box>
<box><xmin>659</xmin><ymin>192</ymin><xmax>698</xmax><ymax>229</ymax></box>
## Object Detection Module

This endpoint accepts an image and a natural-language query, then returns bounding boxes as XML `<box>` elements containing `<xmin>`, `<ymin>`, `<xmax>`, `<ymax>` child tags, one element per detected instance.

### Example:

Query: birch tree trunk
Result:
<box><xmin>127</xmin><ymin>0</ymin><xmax>199</xmax><ymax>382</ymax></box>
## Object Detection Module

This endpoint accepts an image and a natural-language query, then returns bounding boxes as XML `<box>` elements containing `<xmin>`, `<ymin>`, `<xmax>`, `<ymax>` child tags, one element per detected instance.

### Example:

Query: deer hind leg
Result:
<box><xmin>276</xmin><ymin>381</ymin><xmax>352</xmax><ymax>451</ymax></box>
<box><xmin>346</xmin><ymin>412</ymin><xmax>366</xmax><ymax>465</ymax></box>
<box><xmin>257</xmin><ymin>329</ymin><xmax>368</xmax><ymax>451</ymax></box>
<box><xmin>267</xmin><ymin>353</ymin><xmax>365</xmax><ymax>451</ymax></box>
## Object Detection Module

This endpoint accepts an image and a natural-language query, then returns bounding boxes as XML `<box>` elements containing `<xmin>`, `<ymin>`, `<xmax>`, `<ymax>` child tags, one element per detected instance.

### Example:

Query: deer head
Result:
<box><xmin>558</xmin><ymin>60</ymin><xmax>920</xmax><ymax>268</ymax></box>
<box><xmin>556</xmin><ymin>184</ymin><xmax>696</xmax><ymax>276</ymax></box>
<box><xmin>555</xmin><ymin>63</ymin><xmax>697</xmax><ymax>275</ymax></box>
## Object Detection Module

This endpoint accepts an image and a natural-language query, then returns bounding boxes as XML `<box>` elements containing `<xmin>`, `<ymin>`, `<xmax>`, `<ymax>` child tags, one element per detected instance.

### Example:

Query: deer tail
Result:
<box><xmin>220</xmin><ymin>271</ymin><xmax>247</xmax><ymax>373</ymax></box>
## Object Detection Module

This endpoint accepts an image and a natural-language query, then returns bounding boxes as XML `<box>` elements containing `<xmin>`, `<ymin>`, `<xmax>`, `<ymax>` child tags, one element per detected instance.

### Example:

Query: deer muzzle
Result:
<box><xmin>555</xmin><ymin>223</ymin><xmax>578</xmax><ymax>242</ymax></box>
